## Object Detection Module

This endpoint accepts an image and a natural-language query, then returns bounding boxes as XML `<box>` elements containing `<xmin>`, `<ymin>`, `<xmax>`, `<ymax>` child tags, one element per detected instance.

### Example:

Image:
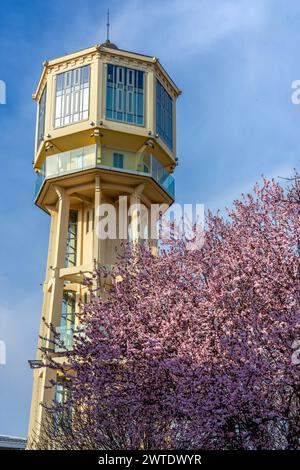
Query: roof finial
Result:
<box><xmin>101</xmin><ymin>9</ymin><xmax>118</xmax><ymax>49</ymax></box>
<box><xmin>106</xmin><ymin>9</ymin><xmax>110</xmax><ymax>42</ymax></box>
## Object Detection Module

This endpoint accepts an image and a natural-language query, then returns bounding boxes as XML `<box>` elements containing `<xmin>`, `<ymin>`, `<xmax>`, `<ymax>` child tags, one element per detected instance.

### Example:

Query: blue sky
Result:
<box><xmin>1</xmin><ymin>0</ymin><xmax>300</xmax><ymax>437</ymax></box>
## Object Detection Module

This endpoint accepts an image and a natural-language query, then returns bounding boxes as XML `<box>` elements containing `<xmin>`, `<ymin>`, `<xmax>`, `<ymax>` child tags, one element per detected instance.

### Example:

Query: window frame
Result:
<box><xmin>37</xmin><ymin>85</ymin><xmax>47</xmax><ymax>150</ymax></box>
<box><xmin>156</xmin><ymin>79</ymin><xmax>174</xmax><ymax>151</ymax></box>
<box><xmin>105</xmin><ymin>63</ymin><xmax>146</xmax><ymax>127</ymax></box>
<box><xmin>61</xmin><ymin>290</ymin><xmax>76</xmax><ymax>328</ymax></box>
<box><xmin>65</xmin><ymin>210</ymin><xmax>78</xmax><ymax>267</ymax></box>
<box><xmin>113</xmin><ymin>152</ymin><xmax>124</xmax><ymax>169</ymax></box>
<box><xmin>54</xmin><ymin>64</ymin><xmax>91</xmax><ymax>129</ymax></box>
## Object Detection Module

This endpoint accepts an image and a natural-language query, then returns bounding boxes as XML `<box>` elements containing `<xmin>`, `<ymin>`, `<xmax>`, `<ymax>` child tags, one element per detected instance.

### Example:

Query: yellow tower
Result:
<box><xmin>27</xmin><ymin>38</ymin><xmax>181</xmax><ymax>442</ymax></box>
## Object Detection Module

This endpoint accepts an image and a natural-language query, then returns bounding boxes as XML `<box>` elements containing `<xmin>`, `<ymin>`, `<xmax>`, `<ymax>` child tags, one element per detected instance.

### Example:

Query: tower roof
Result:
<box><xmin>33</xmin><ymin>44</ymin><xmax>181</xmax><ymax>101</ymax></box>
<box><xmin>100</xmin><ymin>39</ymin><xmax>118</xmax><ymax>50</ymax></box>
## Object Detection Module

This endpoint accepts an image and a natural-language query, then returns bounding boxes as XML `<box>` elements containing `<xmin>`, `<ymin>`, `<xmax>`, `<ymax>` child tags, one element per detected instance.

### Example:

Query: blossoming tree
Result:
<box><xmin>33</xmin><ymin>176</ymin><xmax>300</xmax><ymax>450</ymax></box>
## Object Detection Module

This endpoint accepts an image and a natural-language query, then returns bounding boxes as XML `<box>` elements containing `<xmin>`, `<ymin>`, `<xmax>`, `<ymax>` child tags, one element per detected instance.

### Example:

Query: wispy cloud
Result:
<box><xmin>206</xmin><ymin>162</ymin><xmax>296</xmax><ymax>214</ymax></box>
<box><xmin>110</xmin><ymin>0</ymin><xmax>269</xmax><ymax>60</ymax></box>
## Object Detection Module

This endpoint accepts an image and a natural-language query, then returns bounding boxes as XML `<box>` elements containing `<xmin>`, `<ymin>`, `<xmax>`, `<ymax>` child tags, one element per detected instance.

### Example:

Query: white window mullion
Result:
<box><xmin>54</xmin><ymin>65</ymin><xmax>90</xmax><ymax>128</ymax></box>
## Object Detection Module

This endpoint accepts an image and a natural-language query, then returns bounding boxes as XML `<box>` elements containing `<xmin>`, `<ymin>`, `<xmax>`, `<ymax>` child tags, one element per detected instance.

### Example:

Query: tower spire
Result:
<box><xmin>106</xmin><ymin>9</ymin><xmax>110</xmax><ymax>42</ymax></box>
<box><xmin>101</xmin><ymin>9</ymin><xmax>118</xmax><ymax>49</ymax></box>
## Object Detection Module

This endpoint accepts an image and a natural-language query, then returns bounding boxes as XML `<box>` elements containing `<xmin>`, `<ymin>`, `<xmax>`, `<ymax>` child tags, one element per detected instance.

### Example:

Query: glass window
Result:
<box><xmin>61</xmin><ymin>291</ymin><xmax>76</xmax><ymax>328</ymax></box>
<box><xmin>106</xmin><ymin>64</ymin><xmax>144</xmax><ymax>125</ymax></box>
<box><xmin>54</xmin><ymin>65</ymin><xmax>90</xmax><ymax>128</ymax></box>
<box><xmin>113</xmin><ymin>152</ymin><xmax>124</xmax><ymax>169</ymax></box>
<box><xmin>141</xmin><ymin>153</ymin><xmax>151</xmax><ymax>174</ymax></box>
<box><xmin>37</xmin><ymin>85</ymin><xmax>47</xmax><ymax>149</ymax></box>
<box><xmin>156</xmin><ymin>80</ymin><xmax>173</xmax><ymax>150</ymax></box>
<box><xmin>56</xmin><ymin>290</ymin><xmax>76</xmax><ymax>353</ymax></box>
<box><xmin>54</xmin><ymin>379</ymin><xmax>72</xmax><ymax>433</ymax></box>
<box><xmin>65</xmin><ymin>210</ymin><xmax>78</xmax><ymax>267</ymax></box>
<box><xmin>55</xmin><ymin>380</ymin><xmax>70</xmax><ymax>404</ymax></box>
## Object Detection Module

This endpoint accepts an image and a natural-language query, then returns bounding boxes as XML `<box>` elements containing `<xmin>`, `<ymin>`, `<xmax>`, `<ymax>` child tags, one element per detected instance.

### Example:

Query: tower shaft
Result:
<box><xmin>28</xmin><ymin>41</ymin><xmax>180</xmax><ymax>445</ymax></box>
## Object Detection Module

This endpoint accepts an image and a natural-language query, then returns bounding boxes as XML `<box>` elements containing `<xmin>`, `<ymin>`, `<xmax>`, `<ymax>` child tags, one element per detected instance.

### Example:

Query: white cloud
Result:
<box><xmin>109</xmin><ymin>0</ymin><xmax>269</xmax><ymax>60</ymax></box>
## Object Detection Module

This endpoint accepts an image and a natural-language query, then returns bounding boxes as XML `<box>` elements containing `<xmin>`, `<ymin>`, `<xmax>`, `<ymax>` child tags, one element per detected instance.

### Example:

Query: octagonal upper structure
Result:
<box><xmin>33</xmin><ymin>43</ymin><xmax>181</xmax><ymax>173</ymax></box>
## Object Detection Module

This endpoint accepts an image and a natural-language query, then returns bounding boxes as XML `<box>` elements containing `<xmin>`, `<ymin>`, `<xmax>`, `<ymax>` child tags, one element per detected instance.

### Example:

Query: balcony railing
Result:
<box><xmin>34</xmin><ymin>144</ymin><xmax>175</xmax><ymax>200</ymax></box>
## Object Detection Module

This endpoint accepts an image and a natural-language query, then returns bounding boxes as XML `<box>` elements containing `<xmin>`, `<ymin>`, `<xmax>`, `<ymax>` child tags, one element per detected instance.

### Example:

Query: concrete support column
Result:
<box><xmin>46</xmin><ymin>186</ymin><xmax>70</xmax><ymax>327</ymax></box>
<box><xmin>129</xmin><ymin>184</ymin><xmax>144</xmax><ymax>244</ymax></box>
<box><xmin>28</xmin><ymin>186</ymin><xmax>70</xmax><ymax>445</ymax></box>
<box><xmin>52</xmin><ymin>186</ymin><xmax>70</xmax><ymax>272</ymax></box>
<box><xmin>149</xmin><ymin>204</ymin><xmax>158</xmax><ymax>256</ymax></box>
<box><xmin>93</xmin><ymin>175</ymin><xmax>102</xmax><ymax>265</ymax></box>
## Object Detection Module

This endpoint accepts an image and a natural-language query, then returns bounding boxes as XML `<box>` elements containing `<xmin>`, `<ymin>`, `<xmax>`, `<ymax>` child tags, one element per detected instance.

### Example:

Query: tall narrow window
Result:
<box><xmin>37</xmin><ymin>85</ymin><xmax>47</xmax><ymax>149</ymax></box>
<box><xmin>55</xmin><ymin>65</ymin><xmax>90</xmax><ymax>128</ymax></box>
<box><xmin>61</xmin><ymin>291</ymin><xmax>76</xmax><ymax>329</ymax></box>
<box><xmin>56</xmin><ymin>290</ymin><xmax>76</xmax><ymax>353</ymax></box>
<box><xmin>54</xmin><ymin>378</ymin><xmax>72</xmax><ymax>432</ymax></box>
<box><xmin>113</xmin><ymin>152</ymin><xmax>124</xmax><ymax>169</ymax></box>
<box><xmin>55</xmin><ymin>380</ymin><xmax>70</xmax><ymax>404</ymax></box>
<box><xmin>65</xmin><ymin>210</ymin><xmax>78</xmax><ymax>267</ymax></box>
<box><xmin>106</xmin><ymin>64</ymin><xmax>144</xmax><ymax>125</ymax></box>
<box><xmin>156</xmin><ymin>80</ymin><xmax>173</xmax><ymax>150</ymax></box>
